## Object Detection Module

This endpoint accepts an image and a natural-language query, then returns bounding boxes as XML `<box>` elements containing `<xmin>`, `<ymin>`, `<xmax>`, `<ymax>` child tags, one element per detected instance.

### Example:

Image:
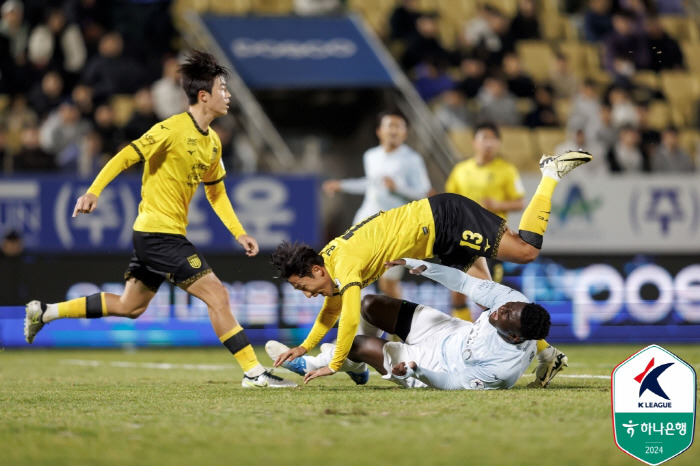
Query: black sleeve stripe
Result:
<box><xmin>129</xmin><ymin>143</ymin><xmax>145</xmax><ymax>163</ymax></box>
<box><xmin>339</xmin><ymin>282</ymin><xmax>361</xmax><ymax>296</ymax></box>
<box><xmin>203</xmin><ymin>175</ymin><xmax>226</xmax><ymax>186</ymax></box>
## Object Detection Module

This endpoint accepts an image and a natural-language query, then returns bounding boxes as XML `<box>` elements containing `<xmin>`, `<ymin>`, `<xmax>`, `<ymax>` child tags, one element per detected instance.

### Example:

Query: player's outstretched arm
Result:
<box><xmin>73</xmin><ymin>145</ymin><xmax>143</xmax><ymax>217</ymax></box>
<box><xmin>392</xmin><ymin>361</ymin><xmax>463</xmax><ymax>390</ymax></box>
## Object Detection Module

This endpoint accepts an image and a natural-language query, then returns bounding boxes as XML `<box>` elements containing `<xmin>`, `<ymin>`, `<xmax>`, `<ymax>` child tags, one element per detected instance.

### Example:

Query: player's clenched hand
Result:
<box><xmin>72</xmin><ymin>193</ymin><xmax>98</xmax><ymax>217</ymax></box>
<box><xmin>237</xmin><ymin>234</ymin><xmax>259</xmax><ymax>257</ymax></box>
<box><xmin>322</xmin><ymin>180</ymin><xmax>342</xmax><ymax>196</ymax></box>
<box><xmin>392</xmin><ymin>362</ymin><xmax>408</xmax><ymax>376</ymax></box>
<box><xmin>274</xmin><ymin>345</ymin><xmax>307</xmax><ymax>368</ymax></box>
<box><xmin>303</xmin><ymin>366</ymin><xmax>334</xmax><ymax>384</ymax></box>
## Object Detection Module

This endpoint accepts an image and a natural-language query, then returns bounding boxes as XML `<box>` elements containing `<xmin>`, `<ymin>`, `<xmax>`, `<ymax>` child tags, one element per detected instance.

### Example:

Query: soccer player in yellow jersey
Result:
<box><xmin>24</xmin><ymin>51</ymin><xmax>295</xmax><ymax>388</ymax></box>
<box><xmin>270</xmin><ymin>149</ymin><xmax>593</xmax><ymax>386</ymax></box>
<box><xmin>445</xmin><ymin>122</ymin><xmax>524</xmax><ymax>322</ymax></box>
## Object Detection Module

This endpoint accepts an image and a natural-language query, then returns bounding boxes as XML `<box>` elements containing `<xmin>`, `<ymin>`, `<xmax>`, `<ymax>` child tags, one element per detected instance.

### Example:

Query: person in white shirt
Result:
<box><xmin>266</xmin><ymin>257</ymin><xmax>568</xmax><ymax>390</ymax></box>
<box><xmin>322</xmin><ymin>110</ymin><xmax>432</xmax><ymax>300</ymax></box>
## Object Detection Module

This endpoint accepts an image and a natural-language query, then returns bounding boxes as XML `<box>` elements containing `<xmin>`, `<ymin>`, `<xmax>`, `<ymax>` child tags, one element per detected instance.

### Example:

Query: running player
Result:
<box><xmin>24</xmin><ymin>50</ymin><xmax>295</xmax><ymax>388</ymax></box>
<box><xmin>266</xmin><ymin>257</ymin><xmax>563</xmax><ymax>390</ymax></box>
<box><xmin>322</xmin><ymin>109</ymin><xmax>431</xmax><ymax>300</ymax></box>
<box><xmin>269</xmin><ymin>149</ymin><xmax>590</xmax><ymax>384</ymax></box>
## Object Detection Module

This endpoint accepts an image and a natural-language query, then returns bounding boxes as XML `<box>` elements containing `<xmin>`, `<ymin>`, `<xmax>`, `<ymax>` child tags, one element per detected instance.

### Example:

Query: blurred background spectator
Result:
<box><xmin>651</xmin><ymin>126</ymin><xmax>695</xmax><ymax>172</ymax></box>
<box><xmin>477</xmin><ymin>74</ymin><xmax>520</xmax><ymax>126</ymax></box>
<box><xmin>152</xmin><ymin>56</ymin><xmax>188</xmax><ymax>120</ymax></box>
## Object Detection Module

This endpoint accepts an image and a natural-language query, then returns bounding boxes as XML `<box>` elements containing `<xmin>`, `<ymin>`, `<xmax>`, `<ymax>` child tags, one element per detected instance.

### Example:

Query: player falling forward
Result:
<box><xmin>24</xmin><ymin>50</ymin><xmax>295</xmax><ymax>388</ymax></box>
<box><xmin>270</xmin><ymin>149</ymin><xmax>591</xmax><ymax>385</ymax></box>
<box><xmin>266</xmin><ymin>258</ymin><xmax>561</xmax><ymax>390</ymax></box>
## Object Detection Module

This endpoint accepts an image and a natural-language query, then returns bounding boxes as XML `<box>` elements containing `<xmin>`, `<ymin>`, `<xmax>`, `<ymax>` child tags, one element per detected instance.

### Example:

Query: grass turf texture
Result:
<box><xmin>1</xmin><ymin>345</ymin><xmax>698</xmax><ymax>466</ymax></box>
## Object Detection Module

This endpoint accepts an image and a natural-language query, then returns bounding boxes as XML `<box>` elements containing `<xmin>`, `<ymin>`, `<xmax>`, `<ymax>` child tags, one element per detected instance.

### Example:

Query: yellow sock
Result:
<box><xmin>537</xmin><ymin>339</ymin><xmax>550</xmax><ymax>354</ymax></box>
<box><xmin>219</xmin><ymin>325</ymin><xmax>260</xmax><ymax>372</ymax></box>
<box><xmin>58</xmin><ymin>297</ymin><xmax>87</xmax><ymax>318</ymax></box>
<box><xmin>518</xmin><ymin>177</ymin><xmax>558</xmax><ymax>248</ymax></box>
<box><xmin>58</xmin><ymin>293</ymin><xmax>107</xmax><ymax>319</ymax></box>
<box><xmin>452</xmin><ymin>307</ymin><xmax>472</xmax><ymax>322</ymax></box>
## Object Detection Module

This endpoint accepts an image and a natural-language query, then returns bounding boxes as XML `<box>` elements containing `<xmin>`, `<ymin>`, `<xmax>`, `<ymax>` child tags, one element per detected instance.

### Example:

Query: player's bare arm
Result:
<box><xmin>72</xmin><ymin>192</ymin><xmax>98</xmax><ymax>217</ymax></box>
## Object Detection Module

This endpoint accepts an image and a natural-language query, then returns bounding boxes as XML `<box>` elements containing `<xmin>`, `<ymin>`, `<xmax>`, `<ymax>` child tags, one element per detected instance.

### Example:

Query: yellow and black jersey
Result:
<box><xmin>445</xmin><ymin>158</ymin><xmax>525</xmax><ymax>219</ymax></box>
<box><xmin>301</xmin><ymin>198</ymin><xmax>436</xmax><ymax>371</ymax></box>
<box><xmin>88</xmin><ymin>112</ymin><xmax>244</xmax><ymax>237</ymax></box>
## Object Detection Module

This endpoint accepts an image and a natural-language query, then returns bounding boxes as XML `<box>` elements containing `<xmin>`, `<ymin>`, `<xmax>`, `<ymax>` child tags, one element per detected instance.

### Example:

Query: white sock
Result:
<box><xmin>543</xmin><ymin>169</ymin><xmax>561</xmax><ymax>182</ymax></box>
<box><xmin>244</xmin><ymin>364</ymin><xmax>265</xmax><ymax>378</ymax></box>
<box><xmin>304</xmin><ymin>345</ymin><xmax>365</xmax><ymax>373</ymax></box>
<box><xmin>358</xmin><ymin>316</ymin><xmax>384</xmax><ymax>338</ymax></box>
<box><xmin>537</xmin><ymin>345</ymin><xmax>555</xmax><ymax>363</ymax></box>
<box><xmin>42</xmin><ymin>303</ymin><xmax>60</xmax><ymax>323</ymax></box>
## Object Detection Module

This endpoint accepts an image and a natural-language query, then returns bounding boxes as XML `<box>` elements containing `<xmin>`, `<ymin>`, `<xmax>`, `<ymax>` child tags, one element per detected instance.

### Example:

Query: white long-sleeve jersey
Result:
<box><xmin>339</xmin><ymin>144</ymin><xmax>431</xmax><ymax>225</ymax></box>
<box><xmin>396</xmin><ymin>259</ymin><xmax>538</xmax><ymax>390</ymax></box>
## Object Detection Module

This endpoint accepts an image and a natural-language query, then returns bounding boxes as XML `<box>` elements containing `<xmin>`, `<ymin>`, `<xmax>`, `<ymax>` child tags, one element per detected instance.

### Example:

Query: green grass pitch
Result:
<box><xmin>1</xmin><ymin>345</ymin><xmax>698</xmax><ymax>466</ymax></box>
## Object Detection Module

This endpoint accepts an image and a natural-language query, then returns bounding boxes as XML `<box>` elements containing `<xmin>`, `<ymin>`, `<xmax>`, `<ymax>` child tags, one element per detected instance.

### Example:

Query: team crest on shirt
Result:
<box><xmin>469</xmin><ymin>379</ymin><xmax>485</xmax><ymax>389</ymax></box>
<box><xmin>187</xmin><ymin>254</ymin><xmax>202</xmax><ymax>268</ymax></box>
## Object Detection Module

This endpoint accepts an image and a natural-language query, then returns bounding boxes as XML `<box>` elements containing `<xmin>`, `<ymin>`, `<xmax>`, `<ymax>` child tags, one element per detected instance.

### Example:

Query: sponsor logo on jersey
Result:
<box><xmin>469</xmin><ymin>379</ymin><xmax>485</xmax><ymax>389</ymax></box>
<box><xmin>187</xmin><ymin>138</ymin><xmax>197</xmax><ymax>145</ymax></box>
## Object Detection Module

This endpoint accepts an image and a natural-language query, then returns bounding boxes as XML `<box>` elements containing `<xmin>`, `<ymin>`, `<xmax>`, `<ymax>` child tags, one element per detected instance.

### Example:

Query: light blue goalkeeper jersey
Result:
<box><xmin>397</xmin><ymin>259</ymin><xmax>538</xmax><ymax>390</ymax></box>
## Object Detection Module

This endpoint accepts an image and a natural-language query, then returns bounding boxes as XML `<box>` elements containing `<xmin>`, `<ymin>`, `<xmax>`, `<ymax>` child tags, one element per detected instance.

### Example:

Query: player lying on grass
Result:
<box><xmin>267</xmin><ymin>258</ymin><xmax>567</xmax><ymax>390</ymax></box>
<box><xmin>270</xmin><ymin>150</ymin><xmax>590</xmax><ymax>385</ymax></box>
<box><xmin>24</xmin><ymin>50</ymin><xmax>295</xmax><ymax>388</ymax></box>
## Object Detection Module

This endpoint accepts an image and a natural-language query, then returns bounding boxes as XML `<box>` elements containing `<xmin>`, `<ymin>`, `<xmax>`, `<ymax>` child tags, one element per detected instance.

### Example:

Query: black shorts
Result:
<box><xmin>429</xmin><ymin>193</ymin><xmax>507</xmax><ymax>272</ymax></box>
<box><xmin>125</xmin><ymin>232</ymin><xmax>212</xmax><ymax>292</ymax></box>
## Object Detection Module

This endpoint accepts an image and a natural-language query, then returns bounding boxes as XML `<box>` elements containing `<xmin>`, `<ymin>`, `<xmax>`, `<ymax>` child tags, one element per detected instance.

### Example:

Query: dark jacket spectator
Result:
<box><xmin>27</xmin><ymin>7</ymin><xmax>86</xmax><ymax>80</ymax></box>
<box><xmin>389</xmin><ymin>0</ymin><xmax>420</xmax><ymax>40</ymax></box>
<box><xmin>472</xmin><ymin>8</ymin><xmax>515</xmax><ymax>70</ymax></box>
<box><xmin>400</xmin><ymin>15</ymin><xmax>456</xmax><ymax>71</ymax></box>
<box><xmin>92</xmin><ymin>104</ymin><xmax>123</xmax><ymax>155</ymax></box>
<box><xmin>27</xmin><ymin>71</ymin><xmax>64</xmax><ymax>118</ymax></box>
<box><xmin>604</xmin><ymin>10</ymin><xmax>650</xmax><ymax>72</ymax></box>
<box><xmin>81</xmin><ymin>32</ymin><xmax>145</xmax><ymax>103</ymax></box>
<box><xmin>645</xmin><ymin>16</ymin><xmax>684</xmax><ymax>71</ymax></box>
<box><xmin>525</xmin><ymin>86</ymin><xmax>559</xmax><ymax>128</ymax></box>
<box><xmin>510</xmin><ymin>0</ymin><xmax>540</xmax><ymax>41</ymax></box>
<box><xmin>651</xmin><ymin>127</ymin><xmax>695</xmax><ymax>172</ymax></box>
<box><xmin>503</xmin><ymin>53</ymin><xmax>535</xmax><ymax>98</ymax></box>
<box><xmin>457</xmin><ymin>57</ymin><xmax>486</xmax><ymax>98</ymax></box>
<box><xmin>584</xmin><ymin>0</ymin><xmax>614</xmax><ymax>41</ymax></box>
<box><xmin>14</xmin><ymin>125</ymin><xmax>56</xmax><ymax>171</ymax></box>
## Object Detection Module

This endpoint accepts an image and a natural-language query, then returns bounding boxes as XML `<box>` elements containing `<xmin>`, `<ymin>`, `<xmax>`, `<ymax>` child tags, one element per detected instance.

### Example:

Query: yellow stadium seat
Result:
<box><xmin>250</xmin><ymin>0</ymin><xmax>294</xmax><ymax>14</ymax></box>
<box><xmin>534</xmin><ymin>128</ymin><xmax>566</xmax><ymax>157</ymax></box>
<box><xmin>539</xmin><ymin>12</ymin><xmax>563</xmax><ymax>41</ymax></box>
<box><xmin>499</xmin><ymin>127</ymin><xmax>538</xmax><ymax>172</ymax></box>
<box><xmin>558</xmin><ymin>42</ymin><xmax>588</xmax><ymax>78</ymax></box>
<box><xmin>583</xmin><ymin>43</ymin><xmax>603</xmax><ymax>73</ymax></box>
<box><xmin>416</xmin><ymin>0</ymin><xmax>439</xmax><ymax>12</ymax></box>
<box><xmin>481</xmin><ymin>0</ymin><xmax>517</xmax><ymax>17</ymax></box>
<box><xmin>438</xmin><ymin>17</ymin><xmax>459</xmax><ymax>50</ymax></box>
<box><xmin>209</xmin><ymin>0</ymin><xmax>250</xmax><ymax>14</ymax></box>
<box><xmin>633</xmin><ymin>70</ymin><xmax>660</xmax><ymax>90</ymax></box>
<box><xmin>516</xmin><ymin>41</ymin><xmax>555</xmax><ymax>83</ymax></box>
<box><xmin>659</xmin><ymin>16</ymin><xmax>700</xmax><ymax>43</ymax></box>
<box><xmin>661</xmin><ymin>71</ymin><xmax>700</xmax><ymax>101</ymax></box>
<box><xmin>516</xmin><ymin>98</ymin><xmax>533</xmax><ymax>115</ymax></box>
<box><xmin>437</xmin><ymin>0</ymin><xmax>477</xmax><ymax>25</ymax></box>
<box><xmin>646</xmin><ymin>101</ymin><xmax>672</xmax><ymax>131</ymax></box>
<box><xmin>681</xmin><ymin>41</ymin><xmax>700</xmax><ymax>74</ymax></box>
<box><xmin>173</xmin><ymin>0</ymin><xmax>209</xmax><ymax>14</ymax></box>
<box><xmin>111</xmin><ymin>95</ymin><xmax>135</xmax><ymax>128</ymax></box>
<box><xmin>0</xmin><ymin>94</ymin><xmax>9</xmax><ymax>113</ymax></box>
<box><xmin>679</xmin><ymin>129</ymin><xmax>700</xmax><ymax>157</ymax></box>
<box><xmin>554</xmin><ymin>98</ymin><xmax>572</xmax><ymax>122</ymax></box>
<box><xmin>448</xmin><ymin>128</ymin><xmax>475</xmax><ymax>159</ymax></box>
<box><xmin>562</xmin><ymin>17</ymin><xmax>579</xmax><ymax>41</ymax></box>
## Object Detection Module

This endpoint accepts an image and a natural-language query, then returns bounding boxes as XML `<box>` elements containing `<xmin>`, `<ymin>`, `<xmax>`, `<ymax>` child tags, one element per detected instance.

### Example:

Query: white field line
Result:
<box><xmin>59</xmin><ymin>359</ymin><xmax>612</xmax><ymax>379</ymax></box>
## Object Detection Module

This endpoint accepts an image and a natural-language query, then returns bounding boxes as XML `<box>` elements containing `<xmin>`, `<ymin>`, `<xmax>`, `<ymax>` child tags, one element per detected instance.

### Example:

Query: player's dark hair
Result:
<box><xmin>377</xmin><ymin>108</ymin><xmax>408</xmax><ymax>128</ymax></box>
<box><xmin>519</xmin><ymin>303</ymin><xmax>551</xmax><ymax>340</ymax></box>
<box><xmin>474</xmin><ymin>121</ymin><xmax>500</xmax><ymax>139</ymax></box>
<box><xmin>270</xmin><ymin>241</ymin><xmax>324</xmax><ymax>280</ymax></box>
<box><xmin>179</xmin><ymin>50</ymin><xmax>230</xmax><ymax>105</ymax></box>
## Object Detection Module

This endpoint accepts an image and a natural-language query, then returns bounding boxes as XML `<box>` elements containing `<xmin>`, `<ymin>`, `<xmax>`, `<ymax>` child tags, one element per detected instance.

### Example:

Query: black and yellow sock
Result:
<box><xmin>219</xmin><ymin>325</ymin><xmax>262</xmax><ymax>375</ymax></box>
<box><xmin>518</xmin><ymin>177</ymin><xmax>558</xmax><ymax>249</ymax></box>
<box><xmin>57</xmin><ymin>293</ymin><xmax>107</xmax><ymax>319</ymax></box>
<box><xmin>451</xmin><ymin>306</ymin><xmax>472</xmax><ymax>322</ymax></box>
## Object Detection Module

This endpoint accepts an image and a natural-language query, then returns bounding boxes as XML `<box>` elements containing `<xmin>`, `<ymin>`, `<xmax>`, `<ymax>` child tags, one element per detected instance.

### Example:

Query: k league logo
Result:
<box><xmin>612</xmin><ymin>345</ymin><xmax>696</xmax><ymax>465</ymax></box>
